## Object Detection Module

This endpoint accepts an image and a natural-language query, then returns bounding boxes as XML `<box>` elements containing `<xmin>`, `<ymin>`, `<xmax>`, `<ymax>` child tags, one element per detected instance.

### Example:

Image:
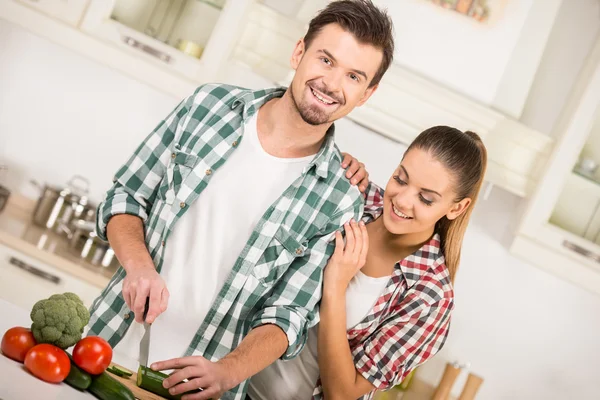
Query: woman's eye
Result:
<box><xmin>393</xmin><ymin>176</ymin><xmax>407</xmax><ymax>186</ymax></box>
<box><xmin>419</xmin><ymin>195</ymin><xmax>433</xmax><ymax>206</ymax></box>
<box><xmin>322</xmin><ymin>57</ymin><xmax>331</xmax><ymax>65</ymax></box>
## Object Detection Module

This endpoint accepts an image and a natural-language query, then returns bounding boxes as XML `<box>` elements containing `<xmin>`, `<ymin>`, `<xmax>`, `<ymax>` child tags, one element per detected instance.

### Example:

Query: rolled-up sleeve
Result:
<box><xmin>353</xmin><ymin>297</ymin><xmax>453</xmax><ymax>389</ymax></box>
<box><xmin>250</xmin><ymin>201</ymin><xmax>362</xmax><ymax>359</ymax></box>
<box><xmin>95</xmin><ymin>92</ymin><xmax>194</xmax><ymax>240</ymax></box>
<box><xmin>361</xmin><ymin>182</ymin><xmax>384</xmax><ymax>223</ymax></box>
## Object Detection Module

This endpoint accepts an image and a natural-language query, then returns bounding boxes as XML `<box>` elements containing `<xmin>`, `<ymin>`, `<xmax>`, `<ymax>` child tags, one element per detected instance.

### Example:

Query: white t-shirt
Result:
<box><xmin>248</xmin><ymin>271</ymin><xmax>390</xmax><ymax>400</ymax></box>
<box><xmin>112</xmin><ymin>111</ymin><xmax>313</xmax><ymax>370</ymax></box>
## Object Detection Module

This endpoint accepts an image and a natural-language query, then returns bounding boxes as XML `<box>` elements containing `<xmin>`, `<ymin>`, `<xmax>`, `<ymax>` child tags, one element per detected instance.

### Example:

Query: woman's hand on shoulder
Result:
<box><xmin>324</xmin><ymin>219</ymin><xmax>369</xmax><ymax>293</ymax></box>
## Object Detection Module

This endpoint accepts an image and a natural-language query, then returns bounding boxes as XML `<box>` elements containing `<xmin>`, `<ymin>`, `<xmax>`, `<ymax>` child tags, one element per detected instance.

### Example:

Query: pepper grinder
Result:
<box><xmin>457</xmin><ymin>373</ymin><xmax>484</xmax><ymax>400</ymax></box>
<box><xmin>431</xmin><ymin>362</ymin><xmax>462</xmax><ymax>400</ymax></box>
<box><xmin>0</xmin><ymin>165</ymin><xmax>10</xmax><ymax>213</ymax></box>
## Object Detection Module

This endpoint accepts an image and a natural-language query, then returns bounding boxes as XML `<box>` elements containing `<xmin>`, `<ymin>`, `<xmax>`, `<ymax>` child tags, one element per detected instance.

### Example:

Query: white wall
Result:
<box><xmin>2</xmin><ymin>19</ymin><xmax>600</xmax><ymax>399</ymax></box>
<box><xmin>376</xmin><ymin>0</ymin><xmax>561</xmax><ymax>118</ymax></box>
<box><xmin>0</xmin><ymin>20</ymin><xmax>178</xmax><ymax>203</ymax></box>
<box><xmin>520</xmin><ymin>0</ymin><xmax>600</xmax><ymax>136</ymax></box>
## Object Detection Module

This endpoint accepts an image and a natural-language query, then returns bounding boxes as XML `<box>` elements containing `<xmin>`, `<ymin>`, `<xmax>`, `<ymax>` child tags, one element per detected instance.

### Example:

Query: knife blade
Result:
<box><xmin>139</xmin><ymin>297</ymin><xmax>151</xmax><ymax>368</ymax></box>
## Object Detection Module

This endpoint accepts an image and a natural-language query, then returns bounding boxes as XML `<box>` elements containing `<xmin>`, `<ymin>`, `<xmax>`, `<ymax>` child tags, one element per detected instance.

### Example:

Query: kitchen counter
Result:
<box><xmin>0</xmin><ymin>195</ymin><xmax>117</xmax><ymax>289</ymax></box>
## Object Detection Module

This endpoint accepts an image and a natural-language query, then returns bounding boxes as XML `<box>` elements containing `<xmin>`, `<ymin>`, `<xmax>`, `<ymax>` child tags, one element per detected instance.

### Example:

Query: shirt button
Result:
<box><xmin>124</xmin><ymin>313</ymin><xmax>130</xmax><ymax>320</ymax></box>
<box><xmin>205</xmin><ymin>169</ymin><xmax>212</xmax><ymax>175</ymax></box>
<box><xmin>295</xmin><ymin>248</ymin><xmax>303</xmax><ymax>255</ymax></box>
<box><xmin>180</xmin><ymin>202</ymin><xmax>186</xmax><ymax>208</ymax></box>
<box><xmin>232</xmin><ymin>140</ymin><xmax>238</xmax><ymax>147</ymax></box>
<box><xmin>171</xmin><ymin>153</ymin><xmax>176</xmax><ymax>159</ymax></box>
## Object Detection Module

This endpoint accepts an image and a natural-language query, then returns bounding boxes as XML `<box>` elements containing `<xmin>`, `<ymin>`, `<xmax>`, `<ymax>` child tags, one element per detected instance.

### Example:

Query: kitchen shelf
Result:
<box><xmin>572</xmin><ymin>169</ymin><xmax>600</xmax><ymax>190</ymax></box>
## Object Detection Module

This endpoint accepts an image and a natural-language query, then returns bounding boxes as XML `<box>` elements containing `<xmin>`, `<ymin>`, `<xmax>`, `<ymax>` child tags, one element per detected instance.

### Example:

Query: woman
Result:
<box><xmin>248</xmin><ymin>126</ymin><xmax>487</xmax><ymax>400</ymax></box>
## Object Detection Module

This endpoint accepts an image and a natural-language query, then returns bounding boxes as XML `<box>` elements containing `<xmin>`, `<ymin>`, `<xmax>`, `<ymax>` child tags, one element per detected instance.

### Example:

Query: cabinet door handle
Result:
<box><xmin>122</xmin><ymin>36</ymin><xmax>172</xmax><ymax>63</ymax></box>
<box><xmin>9</xmin><ymin>257</ymin><xmax>61</xmax><ymax>284</ymax></box>
<box><xmin>562</xmin><ymin>240</ymin><xmax>600</xmax><ymax>264</ymax></box>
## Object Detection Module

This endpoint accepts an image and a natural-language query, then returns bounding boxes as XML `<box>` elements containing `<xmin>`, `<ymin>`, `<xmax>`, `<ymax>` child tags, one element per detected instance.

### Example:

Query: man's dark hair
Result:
<box><xmin>303</xmin><ymin>0</ymin><xmax>395</xmax><ymax>87</ymax></box>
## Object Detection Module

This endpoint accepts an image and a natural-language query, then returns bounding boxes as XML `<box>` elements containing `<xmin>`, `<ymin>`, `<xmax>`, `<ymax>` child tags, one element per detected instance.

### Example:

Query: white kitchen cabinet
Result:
<box><xmin>510</xmin><ymin>35</ymin><xmax>600</xmax><ymax>295</ymax></box>
<box><xmin>0</xmin><ymin>243</ymin><xmax>101</xmax><ymax>311</ymax></box>
<box><xmin>79</xmin><ymin>0</ymin><xmax>254</xmax><ymax>82</ymax></box>
<box><xmin>14</xmin><ymin>0</ymin><xmax>89</xmax><ymax>26</ymax></box>
<box><xmin>1</xmin><ymin>0</ymin><xmax>559</xmax><ymax>199</ymax></box>
<box><xmin>550</xmin><ymin>172</ymin><xmax>600</xmax><ymax>243</ymax></box>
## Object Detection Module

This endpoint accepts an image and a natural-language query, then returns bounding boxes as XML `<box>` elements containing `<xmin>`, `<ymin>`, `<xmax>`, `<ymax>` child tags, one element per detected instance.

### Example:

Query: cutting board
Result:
<box><xmin>109</xmin><ymin>363</ymin><xmax>166</xmax><ymax>400</ymax></box>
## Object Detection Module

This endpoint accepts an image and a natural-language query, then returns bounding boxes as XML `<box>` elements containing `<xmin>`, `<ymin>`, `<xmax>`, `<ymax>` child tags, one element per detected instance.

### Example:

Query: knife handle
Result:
<box><xmin>142</xmin><ymin>297</ymin><xmax>150</xmax><ymax>322</ymax></box>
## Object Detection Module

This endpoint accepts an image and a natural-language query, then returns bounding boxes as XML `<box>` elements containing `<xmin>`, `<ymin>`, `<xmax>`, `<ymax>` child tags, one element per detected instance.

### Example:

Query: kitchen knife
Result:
<box><xmin>139</xmin><ymin>297</ymin><xmax>151</xmax><ymax>368</ymax></box>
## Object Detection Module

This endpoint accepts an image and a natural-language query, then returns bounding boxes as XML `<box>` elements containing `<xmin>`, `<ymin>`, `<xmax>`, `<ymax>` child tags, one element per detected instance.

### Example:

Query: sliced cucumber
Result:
<box><xmin>137</xmin><ymin>365</ymin><xmax>202</xmax><ymax>400</ymax></box>
<box><xmin>111</xmin><ymin>365</ymin><xmax>133</xmax><ymax>377</ymax></box>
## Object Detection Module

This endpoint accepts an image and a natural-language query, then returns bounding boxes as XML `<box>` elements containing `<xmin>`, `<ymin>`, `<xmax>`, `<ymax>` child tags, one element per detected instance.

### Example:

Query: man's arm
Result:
<box><xmin>97</xmin><ymin>89</ymin><xmax>196</xmax><ymax>322</ymax></box>
<box><xmin>106</xmin><ymin>214</ymin><xmax>168</xmax><ymax>323</ymax></box>
<box><xmin>248</xmin><ymin>201</ymin><xmax>362</xmax><ymax>360</ymax></box>
<box><xmin>152</xmin><ymin>325</ymin><xmax>288</xmax><ymax>400</ymax></box>
<box><xmin>152</xmin><ymin>198</ymin><xmax>363</xmax><ymax>399</ymax></box>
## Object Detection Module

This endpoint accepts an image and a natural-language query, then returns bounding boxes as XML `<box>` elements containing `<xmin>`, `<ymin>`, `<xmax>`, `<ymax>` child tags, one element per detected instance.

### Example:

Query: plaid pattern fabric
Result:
<box><xmin>312</xmin><ymin>183</ymin><xmax>455</xmax><ymax>400</ymax></box>
<box><xmin>87</xmin><ymin>83</ymin><xmax>363</xmax><ymax>400</ymax></box>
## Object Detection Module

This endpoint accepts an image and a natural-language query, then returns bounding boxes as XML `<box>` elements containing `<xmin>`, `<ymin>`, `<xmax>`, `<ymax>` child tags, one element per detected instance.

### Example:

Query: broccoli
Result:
<box><xmin>30</xmin><ymin>292</ymin><xmax>90</xmax><ymax>349</ymax></box>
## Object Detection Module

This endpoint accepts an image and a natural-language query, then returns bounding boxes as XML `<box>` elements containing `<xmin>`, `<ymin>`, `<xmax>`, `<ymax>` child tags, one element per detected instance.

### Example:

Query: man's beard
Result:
<box><xmin>290</xmin><ymin>83</ymin><xmax>341</xmax><ymax>126</ymax></box>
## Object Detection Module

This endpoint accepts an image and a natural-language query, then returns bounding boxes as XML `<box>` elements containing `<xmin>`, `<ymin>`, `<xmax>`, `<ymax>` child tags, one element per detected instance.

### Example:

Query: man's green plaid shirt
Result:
<box><xmin>87</xmin><ymin>84</ymin><xmax>363</xmax><ymax>399</ymax></box>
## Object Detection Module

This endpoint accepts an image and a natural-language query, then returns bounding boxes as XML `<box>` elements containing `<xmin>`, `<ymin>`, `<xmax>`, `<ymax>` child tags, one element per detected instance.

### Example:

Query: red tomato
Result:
<box><xmin>72</xmin><ymin>336</ymin><xmax>113</xmax><ymax>375</ymax></box>
<box><xmin>1</xmin><ymin>327</ymin><xmax>37</xmax><ymax>363</ymax></box>
<box><xmin>24</xmin><ymin>344</ymin><xmax>70</xmax><ymax>383</ymax></box>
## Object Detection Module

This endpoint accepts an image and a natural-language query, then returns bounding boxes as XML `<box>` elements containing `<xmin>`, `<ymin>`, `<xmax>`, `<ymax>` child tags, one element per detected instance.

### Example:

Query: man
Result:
<box><xmin>87</xmin><ymin>1</ymin><xmax>395</xmax><ymax>399</ymax></box>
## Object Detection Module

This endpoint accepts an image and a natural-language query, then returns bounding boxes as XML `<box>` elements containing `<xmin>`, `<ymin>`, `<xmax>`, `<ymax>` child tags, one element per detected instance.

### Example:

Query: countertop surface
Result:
<box><xmin>0</xmin><ymin>198</ymin><xmax>117</xmax><ymax>289</ymax></box>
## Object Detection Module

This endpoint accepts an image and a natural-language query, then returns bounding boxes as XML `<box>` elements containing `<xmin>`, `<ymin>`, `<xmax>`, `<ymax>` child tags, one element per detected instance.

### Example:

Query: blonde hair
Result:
<box><xmin>406</xmin><ymin>127</ymin><xmax>487</xmax><ymax>281</ymax></box>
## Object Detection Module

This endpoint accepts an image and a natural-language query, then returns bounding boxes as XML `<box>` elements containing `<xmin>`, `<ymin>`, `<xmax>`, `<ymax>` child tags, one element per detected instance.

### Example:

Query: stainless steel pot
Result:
<box><xmin>0</xmin><ymin>185</ymin><xmax>9</xmax><ymax>213</ymax></box>
<box><xmin>31</xmin><ymin>175</ymin><xmax>93</xmax><ymax>234</ymax></box>
<box><xmin>0</xmin><ymin>165</ymin><xmax>9</xmax><ymax>213</ymax></box>
<box><xmin>69</xmin><ymin>225</ymin><xmax>119</xmax><ymax>269</ymax></box>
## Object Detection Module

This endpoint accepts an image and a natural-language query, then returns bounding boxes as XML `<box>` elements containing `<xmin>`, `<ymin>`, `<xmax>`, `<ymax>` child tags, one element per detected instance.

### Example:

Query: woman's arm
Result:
<box><xmin>318</xmin><ymin>220</ymin><xmax>376</xmax><ymax>399</ymax></box>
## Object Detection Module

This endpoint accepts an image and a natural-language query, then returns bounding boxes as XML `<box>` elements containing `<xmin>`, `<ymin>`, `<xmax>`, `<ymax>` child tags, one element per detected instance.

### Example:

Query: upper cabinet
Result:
<box><xmin>79</xmin><ymin>0</ymin><xmax>253</xmax><ymax>82</ymax></box>
<box><xmin>1</xmin><ymin>0</ymin><xmax>558</xmax><ymax>201</ymax></box>
<box><xmin>511</xmin><ymin>36</ymin><xmax>600</xmax><ymax>296</ymax></box>
<box><xmin>227</xmin><ymin>0</ymin><xmax>327</xmax><ymax>84</ymax></box>
<box><xmin>551</xmin><ymin>127</ymin><xmax>600</xmax><ymax>246</ymax></box>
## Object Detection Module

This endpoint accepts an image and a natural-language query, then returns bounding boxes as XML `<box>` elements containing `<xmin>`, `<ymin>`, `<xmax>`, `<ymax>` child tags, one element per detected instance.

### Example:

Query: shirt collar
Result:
<box><xmin>397</xmin><ymin>233</ymin><xmax>446</xmax><ymax>288</ymax></box>
<box><xmin>231</xmin><ymin>86</ymin><xmax>340</xmax><ymax>180</ymax></box>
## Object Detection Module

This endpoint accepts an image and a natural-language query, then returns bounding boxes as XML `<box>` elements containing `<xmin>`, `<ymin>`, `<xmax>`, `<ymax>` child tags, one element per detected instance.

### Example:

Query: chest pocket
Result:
<box><xmin>251</xmin><ymin>226</ymin><xmax>308</xmax><ymax>287</ymax></box>
<box><xmin>158</xmin><ymin>150</ymin><xmax>200</xmax><ymax>201</ymax></box>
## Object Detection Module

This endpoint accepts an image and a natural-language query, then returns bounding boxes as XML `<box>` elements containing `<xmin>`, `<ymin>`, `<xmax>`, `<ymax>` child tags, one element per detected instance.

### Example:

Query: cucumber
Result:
<box><xmin>106</xmin><ymin>366</ymin><xmax>125</xmax><ymax>377</ymax></box>
<box><xmin>111</xmin><ymin>365</ymin><xmax>133</xmax><ymax>377</ymax></box>
<box><xmin>137</xmin><ymin>365</ymin><xmax>202</xmax><ymax>400</ymax></box>
<box><xmin>106</xmin><ymin>365</ymin><xmax>132</xmax><ymax>378</ymax></box>
<box><xmin>88</xmin><ymin>371</ymin><xmax>135</xmax><ymax>400</ymax></box>
<box><xmin>64</xmin><ymin>360</ymin><xmax>92</xmax><ymax>390</ymax></box>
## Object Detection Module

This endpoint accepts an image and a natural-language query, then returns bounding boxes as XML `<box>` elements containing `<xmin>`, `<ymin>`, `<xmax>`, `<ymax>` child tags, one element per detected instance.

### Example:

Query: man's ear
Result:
<box><xmin>356</xmin><ymin>83</ymin><xmax>379</xmax><ymax>107</ymax></box>
<box><xmin>446</xmin><ymin>198</ymin><xmax>472</xmax><ymax>220</ymax></box>
<box><xmin>290</xmin><ymin>38</ymin><xmax>306</xmax><ymax>70</ymax></box>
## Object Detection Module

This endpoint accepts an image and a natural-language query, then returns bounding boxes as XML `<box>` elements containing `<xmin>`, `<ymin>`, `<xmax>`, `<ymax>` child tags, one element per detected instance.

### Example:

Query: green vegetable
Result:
<box><xmin>30</xmin><ymin>292</ymin><xmax>90</xmax><ymax>349</ymax></box>
<box><xmin>106</xmin><ymin>366</ymin><xmax>125</xmax><ymax>377</ymax></box>
<box><xmin>64</xmin><ymin>359</ymin><xmax>92</xmax><ymax>390</ymax></box>
<box><xmin>113</xmin><ymin>365</ymin><xmax>133</xmax><ymax>377</ymax></box>
<box><xmin>88</xmin><ymin>371</ymin><xmax>135</xmax><ymax>400</ymax></box>
<box><xmin>137</xmin><ymin>365</ymin><xmax>202</xmax><ymax>400</ymax></box>
<box><xmin>107</xmin><ymin>365</ymin><xmax>132</xmax><ymax>377</ymax></box>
